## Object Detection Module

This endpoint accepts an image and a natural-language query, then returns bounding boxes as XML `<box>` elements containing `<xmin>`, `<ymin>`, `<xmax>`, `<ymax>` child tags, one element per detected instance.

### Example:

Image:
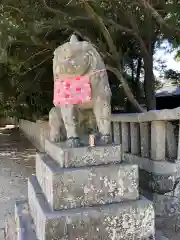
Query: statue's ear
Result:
<box><xmin>70</xmin><ymin>34</ymin><xmax>79</xmax><ymax>45</ymax></box>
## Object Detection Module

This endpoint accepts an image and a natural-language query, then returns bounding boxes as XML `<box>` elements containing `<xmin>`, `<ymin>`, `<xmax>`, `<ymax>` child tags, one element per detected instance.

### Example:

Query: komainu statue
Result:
<box><xmin>49</xmin><ymin>34</ymin><xmax>112</xmax><ymax>147</ymax></box>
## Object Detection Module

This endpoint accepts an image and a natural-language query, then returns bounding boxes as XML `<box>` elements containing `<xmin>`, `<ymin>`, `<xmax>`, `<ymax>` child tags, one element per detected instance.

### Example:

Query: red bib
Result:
<box><xmin>53</xmin><ymin>75</ymin><xmax>91</xmax><ymax>106</ymax></box>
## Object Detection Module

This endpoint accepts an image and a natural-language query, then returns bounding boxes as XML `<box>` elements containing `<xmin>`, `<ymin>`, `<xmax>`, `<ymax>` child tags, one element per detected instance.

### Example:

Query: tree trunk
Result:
<box><xmin>142</xmin><ymin>13</ymin><xmax>156</xmax><ymax>111</ymax></box>
<box><xmin>135</xmin><ymin>57</ymin><xmax>142</xmax><ymax>102</ymax></box>
<box><xmin>126</xmin><ymin>58</ymin><xmax>142</xmax><ymax>113</ymax></box>
<box><xmin>144</xmin><ymin>54</ymin><xmax>156</xmax><ymax>110</ymax></box>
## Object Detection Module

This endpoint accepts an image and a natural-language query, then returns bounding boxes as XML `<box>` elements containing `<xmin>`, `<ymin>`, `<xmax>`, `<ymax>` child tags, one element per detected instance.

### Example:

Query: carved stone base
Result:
<box><xmin>36</xmin><ymin>153</ymin><xmax>139</xmax><ymax>210</ymax></box>
<box><xmin>28</xmin><ymin>176</ymin><xmax>154</xmax><ymax>240</ymax></box>
<box><xmin>6</xmin><ymin>142</ymin><xmax>155</xmax><ymax>240</ymax></box>
<box><xmin>45</xmin><ymin>139</ymin><xmax>122</xmax><ymax>168</ymax></box>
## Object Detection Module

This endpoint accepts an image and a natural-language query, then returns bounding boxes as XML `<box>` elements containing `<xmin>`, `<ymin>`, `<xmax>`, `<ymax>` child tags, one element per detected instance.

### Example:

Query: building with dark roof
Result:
<box><xmin>156</xmin><ymin>83</ymin><xmax>180</xmax><ymax>109</ymax></box>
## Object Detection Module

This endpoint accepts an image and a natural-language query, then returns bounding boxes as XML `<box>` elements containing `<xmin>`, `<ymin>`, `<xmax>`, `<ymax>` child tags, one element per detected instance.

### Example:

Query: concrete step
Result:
<box><xmin>36</xmin><ymin>152</ymin><xmax>139</xmax><ymax>210</ymax></box>
<box><xmin>5</xmin><ymin>200</ymin><xmax>37</xmax><ymax>240</ymax></box>
<box><xmin>28</xmin><ymin>175</ymin><xmax>155</xmax><ymax>240</ymax></box>
<box><xmin>45</xmin><ymin>139</ymin><xmax>122</xmax><ymax>168</ymax></box>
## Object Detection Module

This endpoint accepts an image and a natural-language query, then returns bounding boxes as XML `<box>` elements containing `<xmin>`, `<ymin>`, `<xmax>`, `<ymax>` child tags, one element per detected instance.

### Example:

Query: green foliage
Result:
<box><xmin>0</xmin><ymin>0</ymin><xmax>179</xmax><ymax>116</ymax></box>
<box><xmin>164</xmin><ymin>69</ymin><xmax>180</xmax><ymax>85</ymax></box>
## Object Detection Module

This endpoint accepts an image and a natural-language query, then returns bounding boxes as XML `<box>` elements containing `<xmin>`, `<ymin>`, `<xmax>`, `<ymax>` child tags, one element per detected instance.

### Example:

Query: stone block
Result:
<box><xmin>139</xmin><ymin>169</ymin><xmax>176</xmax><ymax>194</ymax></box>
<box><xmin>28</xmin><ymin>175</ymin><xmax>155</xmax><ymax>240</ymax></box>
<box><xmin>45</xmin><ymin>139</ymin><xmax>121</xmax><ymax>167</ymax></box>
<box><xmin>141</xmin><ymin>188</ymin><xmax>180</xmax><ymax>232</ymax></box>
<box><xmin>0</xmin><ymin>229</ymin><xmax>5</xmax><ymax>240</ymax></box>
<box><xmin>36</xmin><ymin>153</ymin><xmax>139</xmax><ymax>210</ymax></box>
<box><xmin>4</xmin><ymin>200</ymin><xmax>37</xmax><ymax>240</ymax></box>
<box><xmin>15</xmin><ymin>200</ymin><xmax>37</xmax><ymax>240</ymax></box>
<box><xmin>123</xmin><ymin>153</ymin><xmax>178</xmax><ymax>193</ymax></box>
<box><xmin>5</xmin><ymin>215</ymin><xmax>16</xmax><ymax>240</ymax></box>
<box><xmin>156</xmin><ymin>231</ymin><xmax>169</xmax><ymax>240</ymax></box>
<box><xmin>153</xmin><ymin>193</ymin><xmax>180</xmax><ymax>219</ymax></box>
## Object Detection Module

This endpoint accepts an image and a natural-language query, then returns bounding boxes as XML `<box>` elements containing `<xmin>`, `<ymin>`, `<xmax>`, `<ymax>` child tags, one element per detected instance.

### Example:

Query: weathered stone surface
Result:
<box><xmin>130</xmin><ymin>122</ymin><xmax>140</xmax><ymax>155</ymax></box>
<box><xmin>121</xmin><ymin>122</ymin><xmax>130</xmax><ymax>153</ymax></box>
<box><xmin>0</xmin><ymin>229</ymin><xmax>5</xmax><ymax>240</ymax></box>
<box><xmin>5</xmin><ymin>200</ymin><xmax>37</xmax><ymax>240</ymax></box>
<box><xmin>45</xmin><ymin>139</ymin><xmax>121</xmax><ymax>167</ymax></box>
<box><xmin>153</xmin><ymin>193</ymin><xmax>180</xmax><ymax>218</ymax></box>
<box><xmin>156</xmin><ymin>231</ymin><xmax>169</xmax><ymax>240</ymax></box>
<box><xmin>36</xmin><ymin>152</ymin><xmax>139</xmax><ymax>210</ymax></box>
<box><xmin>141</xmin><ymin>187</ymin><xmax>180</xmax><ymax>232</ymax></box>
<box><xmin>140</xmin><ymin>122</ymin><xmax>150</xmax><ymax>158</ymax></box>
<box><xmin>28</xmin><ymin>175</ymin><xmax>155</xmax><ymax>240</ymax></box>
<box><xmin>15</xmin><ymin>200</ymin><xmax>37</xmax><ymax>240</ymax></box>
<box><xmin>123</xmin><ymin>153</ymin><xmax>177</xmax><ymax>174</ymax></box>
<box><xmin>166</xmin><ymin>122</ymin><xmax>177</xmax><ymax>160</ymax></box>
<box><xmin>5</xmin><ymin>215</ymin><xmax>16</xmax><ymax>240</ymax></box>
<box><xmin>50</xmin><ymin>34</ymin><xmax>112</xmax><ymax>147</ymax></box>
<box><xmin>123</xmin><ymin>153</ymin><xmax>178</xmax><ymax>193</ymax></box>
<box><xmin>139</xmin><ymin>169</ymin><xmax>176</xmax><ymax>194</ymax></box>
<box><xmin>111</xmin><ymin>107</ymin><xmax>180</xmax><ymax>123</ymax></box>
<box><xmin>151</xmin><ymin>121</ymin><xmax>166</xmax><ymax>161</ymax></box>
<box><xmin>112</xmin><ymin>122</ymin><xmax>121</xmax><ymax>145</ymax></box>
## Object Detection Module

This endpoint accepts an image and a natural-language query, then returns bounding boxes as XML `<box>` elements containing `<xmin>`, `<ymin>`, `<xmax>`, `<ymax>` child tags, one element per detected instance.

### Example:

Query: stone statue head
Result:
<box><xmin>53</xmin><ymin>35</ymin><xmax>95</xmax><ymax>78</ymax></box>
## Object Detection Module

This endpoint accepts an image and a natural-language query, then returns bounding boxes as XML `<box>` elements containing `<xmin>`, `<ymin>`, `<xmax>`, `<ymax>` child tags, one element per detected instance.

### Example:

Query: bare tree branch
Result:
<box><xmin>138</xmin><ymin>0</ymin><xmax>180</xmax><ymax>32</ymax></box>
<box><xmin>106</xmin><ymin>65</ymin><xmax>145</xmax><ymax>113</ymax></box>
<box><xmin>80</xmin><ymin>0</ymin><xmax>119</xmax><ymax>61</ymax></box>
<box><xmin>41</xmin><ymin>0</ymin><xmax>90</xmax><ymax>21</ymax></box>
<box><xmin>107</xmin><ymin>17</ymin><xmax>151</xmax><ymax>60</ymax></box>
<box><xmin>80</xmin><ymin>0</ymin><xmax>144</xmax><ymax>112</ymax></box>
<box><xmin>41</xmin><ymin>0</ymin><xmax>67</xmax><ymax>15</ymax></box>
<box><xmin>20</xmin><ymin>49</ymin><xmax>51</xmax><ymax>68</ymax></box>
<box><xmin>128</xmin><ymin>15</ymin><xmax>151</xmax><ymax>60</ymax></box>
<box><xmin>19</xmin><ymin>55</ymin><xmax>52</xmax><ymax>76</ymax></box>
<box><xmin>107</xmin><ymin>19</ymin><xmax>135</xmax><ymax>35</ymax></box>
<box><xmin>3</xmin><ymin>5</ymin><xmax>24</xmax><ymax>15</ymax></box>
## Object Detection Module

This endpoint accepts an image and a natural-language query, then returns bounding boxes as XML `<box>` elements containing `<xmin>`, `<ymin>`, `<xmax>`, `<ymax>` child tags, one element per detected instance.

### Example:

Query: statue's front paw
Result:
<box><xmin>66</xmin><ymin>137</ymin><xmax>83</xmax><ymax>148</ymax></box>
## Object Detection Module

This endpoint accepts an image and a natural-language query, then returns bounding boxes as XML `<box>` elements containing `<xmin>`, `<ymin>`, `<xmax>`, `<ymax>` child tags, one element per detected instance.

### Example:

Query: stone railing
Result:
<box><xmin>19</xmin><ymin>107</ymin><xmax>180</xmax><ymax>160</ymax></box>
<box><xmin>19</xmin><ymin>119</ymin><xmax>50</xmax><ymax>151</ymax></box>
<box><xmin>111</xmin><ymin>107</ymin><xmax>180</xmax><ymax>225</ymax></box>
<box><xmin>111</xmin><ymin>107</ymin><xmax>180</xmax><ymax>161</ymax></box>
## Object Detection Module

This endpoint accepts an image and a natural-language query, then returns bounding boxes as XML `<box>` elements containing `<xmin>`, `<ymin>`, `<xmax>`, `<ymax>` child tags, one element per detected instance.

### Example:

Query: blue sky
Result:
<box><xmin>154</xmin><ymin>41</ymin><xmax>180</xmax><ymax>78</ymax></box>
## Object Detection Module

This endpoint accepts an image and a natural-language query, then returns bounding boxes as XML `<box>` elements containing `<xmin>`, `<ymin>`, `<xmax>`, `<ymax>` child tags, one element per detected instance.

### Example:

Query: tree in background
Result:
<box><xmin>0</xmin><ymin>0</ymin><xmax>179</xmax><ymax>118</ymax></box>
<box><xmin>164</xmin><ymin>69</ymin><xmax>180</xmax><ymax>85</ymax></box>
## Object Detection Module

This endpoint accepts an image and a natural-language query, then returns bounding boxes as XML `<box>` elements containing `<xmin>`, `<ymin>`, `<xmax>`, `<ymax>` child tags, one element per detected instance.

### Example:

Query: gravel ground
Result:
<box><xmin>0</xmin><ymin>127</ymin><xmax>35</xmax><ymax>231</ymax></box>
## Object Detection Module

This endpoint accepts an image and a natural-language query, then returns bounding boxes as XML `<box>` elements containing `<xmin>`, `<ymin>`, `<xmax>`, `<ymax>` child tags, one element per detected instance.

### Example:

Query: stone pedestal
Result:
<box><xmin>6</xmin><ymin>141</ymin><xmax>155</xmax><ymax>240</ymax></box>
<box><xmin>36</xmin><ymin>153</ymin><xmax>139</xmax><ymax>210</ymax></box>
<box><xmin>45</xmin><ymin>139</ymin><xmax>122</xmax><ymax>167</ymax></box>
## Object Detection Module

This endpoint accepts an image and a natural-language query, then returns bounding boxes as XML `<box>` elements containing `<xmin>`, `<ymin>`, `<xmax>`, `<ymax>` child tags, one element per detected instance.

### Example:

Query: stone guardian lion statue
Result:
<box><xmin>49</xmin><ymin>35</ymin><xmax>112</xmax><ymax>147</ymax></box>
